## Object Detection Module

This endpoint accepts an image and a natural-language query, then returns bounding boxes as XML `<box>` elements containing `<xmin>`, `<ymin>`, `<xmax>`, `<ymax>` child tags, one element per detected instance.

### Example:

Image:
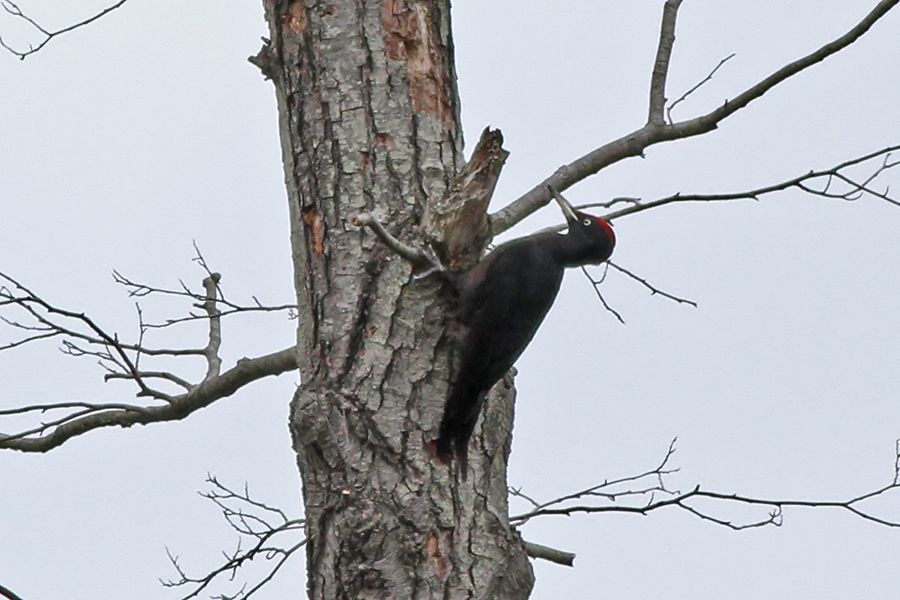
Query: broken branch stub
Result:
<box><xmin>422</xmin><ymin>127</ymin><xmax>508</xmax><ymax>270</ymax></box>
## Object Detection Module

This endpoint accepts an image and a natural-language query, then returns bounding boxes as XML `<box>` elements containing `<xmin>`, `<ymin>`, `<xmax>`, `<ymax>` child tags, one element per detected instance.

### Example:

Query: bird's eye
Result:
<box><xmin>582</xmin><ymin>218</ymin><xmax>592</xmax><ymax>226</ymax></box>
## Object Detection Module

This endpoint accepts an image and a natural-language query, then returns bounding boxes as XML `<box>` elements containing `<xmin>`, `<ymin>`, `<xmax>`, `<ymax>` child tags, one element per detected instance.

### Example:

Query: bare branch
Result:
<box><xmin>574</xmin><ymin>197</ymin><xmax>642</xmax><ymax>212</ymax></box>
<box><xmin>104</xmin><ymin>370</ymin><xmax>193</xmax><ymax>391</ymax></box>
<box><xmin>112</xmin><ymin>270</ymin><xmax>295</xmax><ymax>330</ymax></box>
<box><xmin>604</xmin><ymin>145</ymin><xmax>900</xmax><ymax>222</ymax></box>
<box><xmin>894</xmin><ymin>439</ymin><xmax>900</xmax><ymax>486</ymax></box>
<box><xmin>512</xmin><ymin>438</ymin><xmax>679</xmax><ymax>523</ymax></box>
<box><xmin>140</xmin><ymin>304</ymin><xmax>298</xmax><ymax>330</ymax></box>
<box><xmin>162</xmin><ymin>475</ymin><xmax>306</xmax><ymax>600</ymax></box>
<box><xmin>0</xmin><ymin>0</ymin><xmax>130</xmax><ymax>60</ymax></box>
<box><xmin>200</xmin><ymin>274</ymin><xmax>223</xmax><ymax>382</ymax></box>
<box><xmin>1</xmin><ymin>248</ymin><xmax>303</xmax><ymax>452</ymax></box>
<box><xmin>202</xmin><ymin>474</ymin><xmax>290</xmax><ymax>524</ymax></box>
<box><xmin>510</xmin><ymin>439</ymin><xmax>900</xmax><ymax>532</ymax></box>
<box><xmin>1</xmin><ymin>272</ymin><xmax>206</xmax><ymax>358</ymax></box>
<box><xmin>0</xmin><ymin>345</ymin><xmax>297</xmax><ymax>452</ymax></box>
<box><xmin>522</xmin><ymin>540</ymin><xmax>576</xmax><ymax>567</ymax></box>
<box><xmin>0</xmin><ymin>271</ymin><xmax>167</xmax><ymax>401</ymax></box>
<box><xmin>0</xmin><ymin>328</ymin><xmax>59</xmax><ymax>350</ymax></box>
<box><xmin>580</xmin><ymin>265</ymin><xmax>625</xmax><ymax>325</ymax></box>
<box><xmin>352</xmin><ymin>213</ymin><xmax>447</xmax><ymax>277</ymax></box>
<box><xmin>0</xmin><ymin>582</ymin><xmax>26</xmax><ymax>600</ymax></box>
<box><xmin>0</xmin><ymin>400</ymin><xmax>151</xmax><ymax>417</ymax></box>
<box><xmin>580</xmin><ymin>257</ymin><xmax>697</xmax><ymax>321</ymax></box>
<box><xmin>648</xmin><ymin>0</ymin><xmax>684</xmax><ymax>125</ymax></box>
<box><xmin>667</xmin><ymin>53</ymin><xmax>737</xmax><ymax>124</ymax></box>
<box><xmin>490</xmin><ymin>0</ymin><xmax>899</xmax><ymax>235</ymax></box>
<box><xmin>508</xmin><ymin>486</ymin><xmax>542</xmax><ymax>509</ymax></box>
<box><xmin>607</xmin><ymin>261</ymin><xmax>698</xmax><ymax>307</ymax></box>
<box><xmin>669</xmin><ymin>0</ymin><xmax>899</xmax><ymax>136</ymax></box>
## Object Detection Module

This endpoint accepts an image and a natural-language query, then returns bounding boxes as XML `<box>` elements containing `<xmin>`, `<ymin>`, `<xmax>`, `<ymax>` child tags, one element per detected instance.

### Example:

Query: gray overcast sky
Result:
<box><xmin>2</xmin><ymin>1</ymin><xmax>899</xmax><ymax>598</ymax></box>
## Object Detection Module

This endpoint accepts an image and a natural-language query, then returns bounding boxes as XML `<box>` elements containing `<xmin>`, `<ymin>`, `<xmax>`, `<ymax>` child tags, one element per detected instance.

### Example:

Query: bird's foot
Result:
<box><xmin>412</xmin><ymin>245</ymin><xmax>450</xmax><ymax>281</ymax></box>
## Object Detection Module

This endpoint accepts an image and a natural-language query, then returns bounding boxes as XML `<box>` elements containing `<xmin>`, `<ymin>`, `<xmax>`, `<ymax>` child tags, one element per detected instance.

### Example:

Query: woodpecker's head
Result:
<box><xmin>551</xmin><ymin>187</ymin><xmax>616</xmax><ymax>264</ymax></box>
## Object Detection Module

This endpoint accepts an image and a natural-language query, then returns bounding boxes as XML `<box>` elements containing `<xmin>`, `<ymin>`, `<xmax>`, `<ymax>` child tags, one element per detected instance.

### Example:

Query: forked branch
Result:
<box><xmin>0</xmin><ymin>0</ymin><xmax>130</xmax><ymax>60</ymax></box>
<box><xmin>112</xmin><ymin>243</ymin><xmax>296</xmax><ymax>329</ymax></box>
<box><xmin>600</xmin><ymin>144</ymin><xmax>900</xmax><ymax>221</ymax></box>
<box><xmin>160</xmin><ymin>473</ymin><xmax>581</xmax><ymax>596</ymax></box>
<box><xmin>580</xmin><ymin>265</ymin><xmax>626</xmax><ymax>325</ymax></box>
<box><xmin>577</xmin><ymin>257</ymin><xmax>697</xmax><ymax>324</ymax></box>
<box><xmin>162</xmin><ymin>475</ymin><xmax>306</xmax><ymax>600</ymax></box>
<box><xmin>0</xmin><ymin>254</ymin><xmax>299</xmax><ymax>452</ymax></box>
<box><xmin>490</xmin><ymin>0</ymin><xmax>899</xmax><ymax>235</ymax></box>
<box><xmin>510</xmin><ymin>439</ymin><xmax>900</xmax><ymax>533</ymax></box>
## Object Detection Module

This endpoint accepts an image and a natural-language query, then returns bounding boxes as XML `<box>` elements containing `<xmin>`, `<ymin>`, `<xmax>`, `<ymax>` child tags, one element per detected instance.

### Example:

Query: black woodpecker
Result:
<box><xmin>428</xmin><ymin>190</ymin><xmax>616</xmax><ymax>477</ymax></box>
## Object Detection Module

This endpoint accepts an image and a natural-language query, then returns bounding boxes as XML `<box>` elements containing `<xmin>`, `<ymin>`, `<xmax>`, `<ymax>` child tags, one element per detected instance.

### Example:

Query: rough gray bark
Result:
<box><xmin>260</xmin><ymin>1</ymin><xmax>534</xmax><ymax>598</ymax></box>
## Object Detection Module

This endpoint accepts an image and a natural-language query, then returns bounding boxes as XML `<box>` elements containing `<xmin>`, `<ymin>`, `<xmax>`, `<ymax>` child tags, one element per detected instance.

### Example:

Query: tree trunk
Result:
<box><xmin>260</xmin><ymin>1</ymin><xmax>534</xmax><ymax>598</ymax></box>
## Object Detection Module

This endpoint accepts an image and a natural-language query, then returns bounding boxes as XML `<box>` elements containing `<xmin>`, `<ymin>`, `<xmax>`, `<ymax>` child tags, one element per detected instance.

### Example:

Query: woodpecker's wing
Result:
<box><xmin>457</xmin><ymin>237</ymin><xmax>565</xmax><ymax>385</ymax></box>
<box><xmin>431</xmin><ymin>234</ymin><xmax>566</xmax><ymax>475</ymax></box>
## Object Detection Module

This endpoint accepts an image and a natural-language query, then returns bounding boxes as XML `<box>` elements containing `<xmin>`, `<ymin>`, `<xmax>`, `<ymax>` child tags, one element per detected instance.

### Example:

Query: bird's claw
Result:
<box><xmin>413</xmin><ymin>245</ymin><xmax>449</xmax><ymax>280</ymax></box>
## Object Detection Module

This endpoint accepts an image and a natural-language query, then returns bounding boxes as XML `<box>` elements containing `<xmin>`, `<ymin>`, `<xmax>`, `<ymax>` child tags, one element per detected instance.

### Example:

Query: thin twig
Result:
<box><xmin>104</xmin><ymin>370</ymin><xmax>193</xmax><ymax>391</ymax></box>
<box><xmin>112</xmin><ymin>270</ymin><xmax>295</xmax><ymax>330</ymax></box>
<box><xmin>667</xmin><ymin>53</ymin><xmax>737</xmax><ymax>124</ymax></box>
<box><xmin>511</xmin><ymin>438</ymin><xmax>679</xmax><ymax>522</ymax></box>
<box><xmin>0</xmin><ymin>0</ymin><xmax>130</xmax><ymax>60</ymax></box>
<box><xmin>162</xmin><ymin>475</ymin><xmax>306</xmax><ymax>600</ymax></box>
<box><xmin>607</xmin><ymin>261</ymin><xmax>698</xmax><ymax>307</ymax></box>
<box><xmin>604</xmin><ymin>145</ymin><xmax>900</xmax><ymax>222</ymax></box>
<box><xmin>580</xmin><ymin>265</ymin><xmax>625</xmax><ymax>324</ymax></box>
<box><xmin>0</xmin><ymin>271</ymin><xmax>162</xmax><ymax>400</ymax></box>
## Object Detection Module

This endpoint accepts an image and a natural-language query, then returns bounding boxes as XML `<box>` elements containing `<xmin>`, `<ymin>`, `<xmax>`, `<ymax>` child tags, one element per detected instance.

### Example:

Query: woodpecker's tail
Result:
<box><xmin>426</xmin><ymin>381</ymin><xmax>487</xmax><ymax>480</ymax></box>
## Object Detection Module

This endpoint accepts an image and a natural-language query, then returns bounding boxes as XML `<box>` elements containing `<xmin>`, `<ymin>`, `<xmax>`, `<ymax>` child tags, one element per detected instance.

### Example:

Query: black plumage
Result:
<box><xmin>428</xmin><ymin>191</ymin><xmax>616</xmax><ymax>476</ymax></box>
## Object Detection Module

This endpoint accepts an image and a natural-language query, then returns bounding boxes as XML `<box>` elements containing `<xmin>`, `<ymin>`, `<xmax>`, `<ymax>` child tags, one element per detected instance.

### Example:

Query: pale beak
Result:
<box><xmin>548</xmin><ymin>185</ymin><xmax>579</xmax><ymax>225</ymax></box>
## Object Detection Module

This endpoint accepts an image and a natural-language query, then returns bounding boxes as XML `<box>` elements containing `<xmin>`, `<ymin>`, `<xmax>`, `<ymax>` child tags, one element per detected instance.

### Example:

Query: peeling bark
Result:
<box><xmin>382</xmin><ymin>0</ymin><xmax>457</xmax><ymax>128</ymax></box>
<box><xmin>423</xmin><ymin>127</ymin><xmax>508</xmax><ymax>270</ymax></box>
<box><xmin>260</xmin><ymin>1</ymin><xmax>533</xmax><ymax>597</ymax></box>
